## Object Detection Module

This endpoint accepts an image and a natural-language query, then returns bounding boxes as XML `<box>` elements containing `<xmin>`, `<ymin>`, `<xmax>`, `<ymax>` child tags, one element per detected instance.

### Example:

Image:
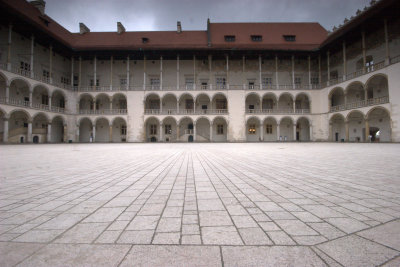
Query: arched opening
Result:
<box><xmin>0</xmin><ymin>109</ymin><xmax>5</xmax><ymax>142</ymax></box>
<box><xmin>179</xmin><ymin>94</ymin><xmax>194</xmax><ymax>114</ymax></box>
<box><xmin>329</xmin><ymin>87</ymin><xmax>345</xmax><ymax>109</ymax></box>
<box><xmin>145</xmin><ymin>117</ymin><xmax>160</xmax><ymax>142</ymax></box>
<box><xmin>296</xmin><ymin>117</ymin><xmax>310</xmax><ymax>141</ymax></box>
<box><xmin>367</xmin><ymin>107</ymin><xmax>391</xmax><ymax>142</ymax></box>
<box><xmin>195</xmin><ymin>94</ymin><xmax>211</xmax><ymax>114</ymax></box>
<box><xmin>33</xmin><ymin>135</ymin><xmax>39</xmax><ymax>143</ymax></box>
<box><xmin>8</xmin><ymin>110</ymin><xmax>29</xmax><ymax>143</ymax></box>
<box><xmin>295</xmin><ymin>94</ymin><xmax>310</xmax><ymax>113</ymax></box>
<box><xmin>51</xmin><ymin>90</ymin><xmax>66</xmax><ymax>112</ymax></box>
<box><xmin>365</xmin><ymin>75</ymin><xmax>389</xmax><ymax>100</ymax></box>
<box><xmin>279</xmin><ymin>117</ymin><xmax>294</xmax><ymax>141</ymax></box>
<box><xmin>0</xmin><ymin>73</ymin><xmax>7</xmax><ymax>98</ymax></box>
<box><xmin>162</xmin><ymin>94</ymin><xmax>178</xmax><ymax>115</ymax></box>
<box><xmin>51</xmin><ymin>116</ymin><xmax>65</xmax><ymax>143</ymax></box>
<box><xmin>112</xmin><ymin>94</ymin><xmax>127</xmax><ymax>112</ymax></box>
<box><xmin>188</xmin><ymin>135</ymin><xmax>193</xmax><ymax>142</ymax></box>
<box><xmin>263</xmin><ymin>117</ymin><xmax>278</xmax><ymax>141</ymax></box>
<box><xmin>212</xmin><ymin>93</ymin><xmax>228</xmax><ymax>113</ymax></box>
<box><xmin>262</xmin><ymin>93</ymin><xmax>277</xmax><ymax>112</ymax></box>
<box><xmin>151</xmin><ymin>136</ymin><xmax>157</xmax><ymax>142</ymax></box>
<box><xmin>96</xmin><ymin>94</ymin><xmax>111</xmax><ymax>113</ymax></box>
<box><xmin>278</xmin><ymin>93</ymin><xmax>294</xmax><ymax>113</ymax></box>
<box><xmin>79</xmin><ymin>118</ymin><xmax>93</xmax><ymax>142</ymax></box>
<box><xmin>246</xmin><ymin>117</ymin><xmax>260</xmax><ymax>142</ymax></box>
<box><xmin>112</xmin><ymin>117</ymin><xmax>127</xmax><ymax>142</ymax></box>
<box><xmin>32</xmin><ymin>85</ymin><xmax>50</xmax><ymax>109</ymax></box>
<box><xmin>162</xmin><ymin>117</ymin><xmax>177</xmax><ymax>142</ymax></box>
<box><xmin>330</xmin><ymin>114</ymin><xmax>345</xmax><ymax>142</ymax></box>
<box><xmin>95</xmin><ymin>117</ymin><xmax>110</xmax><ymax>142</ymax></box>
<box><xmin>145</xmin><ymin>94</ymin><xmax>161</xmax><ymax>114</ymax></box>
<box><xmin>346</xmin><ymin>82</ymin><xmax>365</xmax><ymax>103</ymax></box>
<box><xmin>213</xmin><ymin>117</ymin><xmax>228</xmax><ymax>142</ymax></box>
<box><xmin>9</xmin><ymin>79</ymin><xmax>30</xmax><ymax>106</ymax></box>
<box><xmin>196</xmin><ymin>117</ymin><xmax>210</xmax><ymax>141</ymax></box>
<box><xmin>245</xmin><ymin>94</ymin><xmax>260</xmax><ymax>113</ymax></box>
<box><xmin>178</xmin><ymin>117</ymin><xmax>194</xmax><ymax>142</ymax></box>
<box><xmin>32</xmin><ymin>113</ymin><xmax>49</xmax><ymax>143</ymax></box>
<box><xmin>79</xmin><ymin>94</ymin><xmax>94</xmax><ymax>112</ymax></box>
<box><xmin>347</xmin><ymin>111</ymin><xmax>365</xmax><ymax>142</ymax></box>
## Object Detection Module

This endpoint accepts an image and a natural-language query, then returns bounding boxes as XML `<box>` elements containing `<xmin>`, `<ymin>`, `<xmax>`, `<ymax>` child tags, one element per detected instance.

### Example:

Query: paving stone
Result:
<box><xmin>0</xmin><ymin>242</ymin><xmax>44</xmax><ymax>267</ymax></box>
<box><xmin>357</xmin><ymin>219</ymin><xmax>400</xmax><ymax>250</ymax></box>
<box><xmin>55</xmin><ymin>223</ymin><xmax>109</xmax><ymax>243</ymax></box>
<box><xmin>317</xmin><ymin>235</ymin><xmax>399</xmax><ymax>267</ymax></box>
<box><xmin>275</xmin><ymin>219</ymin><xmax>319</xmax><ymax>236</ymax></box>
<box><xmin>325</xmin><ymin>217</ymin><xmax>369</xmax><ymax>234</ymax></box>
<box><xmin>13</xmin><ymin>229</ymin><xmax>64</xmax><ymax>243</ymax></box>
<box><xmin>267</xmin><ymin>231</ymin><xmax>296</xmax><ymax>245</ymax></box>
<box><xmin>238</xmin><ymin>227</ymin><xmax>273</xmax><ymax>245</ymax></box>
<box><xmin>202</xmin><ymin>226</ymin><xmax>243</xmax><ymax>245</ymax></box>
<box><xmin>231</xmin><ymin>215</ymin><xmax>258</xmax><ymax>228</ymax></box>
<box><xmin>126</xmin><ymin>215</ymin><xmax>159</xmax><ymax>230</ymax></box>
<box><xmin>117</xmin><ymin>230</ymin><xmax>154</xmax><ymax>244</ymax></box>
<box><xmin>199</xmin><ymin>211</ymin><xmax>233</xmax><ymax>226</ymax></box>
<box><xmin>152</xmin><ymin>232</ymin><xmax>181</xmax><ymax>244</ymax></box>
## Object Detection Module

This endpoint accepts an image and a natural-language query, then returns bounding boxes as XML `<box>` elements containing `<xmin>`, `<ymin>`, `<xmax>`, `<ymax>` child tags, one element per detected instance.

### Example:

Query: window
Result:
<box><xmin>217</xmin><ymin>124</ymin><xmax>224</xmax><ymax>135</ymax></box>
<box><xmin>311</xmin><ymin>77</ymin><xmax>319</xmax><ymax>85</ymax></box>
<box><xmin>164</xmin><ymin>124</ymin><xmax>172</xmax><ymax>135</ymax></box>
<box><xmin>216</xmin><ymin>77</ymin><xmax>226</xmax><ymax>89</ymax></box>
<box><xmin>224</xmin><ymin>35</ymin><xmax>235</xmax><ymax>42</ymax></box>
<box><xmin>20</xmin><ymin>61</ymin><xmax>30</xmax><ymax>72</ymax></box>
<box><xmin>251</xmin><ymin>35</ymin><xmax>262</xmax><ymax>42</ymax></box>
<box><xmin>201</xmin><ymin>105</ymin><xmax>208</xmax><ymax>110</ymax></box>
<box><xmin>283</xmin><ymin>35</ymin><xmax>296</xmax><ymax>42</ymax></box>
<box><xmin>330</xmin><ymin>70</ymin><xmax>338</xmax><ymax>80</ymax></box>
<box><xmin>185</xmin><ymin>99</ymin><xmax>194</xmax><ymax>109</ymax></box>
<box><xmin>150</xmin><ymin>124</ymin><xmax>157</xmax><ymax>135</ymax></box>
<box><xmin>150</xmin><ymin>78</ymin><xmax>160</xmax><ymax>89</ymax></box>
<box><xmin>73</xmin><ymin>75</ymin><xmax>79</xmax><ymax>87</ymax></box>
<box><xmin>142</xmin><ymin>37</ymin><xmax>149</xmax><ymax>43</ymax></box>
<box><xmin>295</xmin><ymin>77</ymin><xmax>301</xmax><ymax>85</ymax></box>
<box><xmin>41</xmin><ymin>95</ymin><xmax>48</xmax><ymax>105</ymax></box>
<box><xmin>61</xmin><ymin>76</ymin><xmax>70</xmax><ymax>85</ymax></box>
<box><xmin>185</xmin><ymin>78</ymin><xmax>194</xmax><ymax>89</ymax></box>
<box><xmin>120</xmin><ymin>78</ymin><xmax>127</xmax><ymax>86</ymax></box>
<box><xmin>216</xmin><ymin>99</ymin><xmax>227</xmax><ymax>109</ymax></box>
<box><xmin>248</xmin><ymin>124</ymin><xmax>256</xmax><ymax>134</ymax></box>
<box><xmin>90</xmin><ymin>79</ymin><xmax>99</xmax><ymax>86</ymax></box>
<box><xmin>149</xmin><ymin>100</ymin><xmax>159</xmax><ymax>109</ymax></box>
<box><xmin>366</xmin><ymin>56</ymin><xmax>374</xmax><ymax>72</ymax></box>
<box><xmin>262</xmin><ymin>77</ymin><xmax>272</xmax><ymax>86</ymax></box>
<box><xmin>119</xmin><ymin>100</ymin><xmax>127</xmax><ymax>109</ymax></box>
<box><xmin>121</xmin><ymin>125</ymin><xmax>127</xmax><ymax>135</ymax></box>
<box><xmin>59</xmin><ymin>99</ymin><xmax>65</xmax><ymax>108</ymax></box>
<box><xmin>43</xmin><ymin>70</ymin><xmax>49</xmax><ymax>79</ymax></box>
<box><xmin>248</xmin><ymin>81</ymin><xmax>255</xmax><ymax>89</ymax></box>
<box><xmin>201</xmin><ymin>82</ymin><xmax>208</xmax><ymax>89</ymax></box>
<box><xmin>266</xmin><ymin>124</ymin><xmax>273</xmax><ymax>134</ymax></box>
<box><xmin>263</xmin><ymin>99</ymin><xmax>273</xmax><ymax>109</ymax></box>
<box><xmin>249</xmin><ymin>104</ymin><xmax>255</xmax><ymax>110</ymax></box>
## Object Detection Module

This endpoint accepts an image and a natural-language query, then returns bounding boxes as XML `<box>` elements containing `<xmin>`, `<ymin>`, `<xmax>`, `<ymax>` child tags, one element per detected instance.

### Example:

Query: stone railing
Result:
<box><xmin>79</xmin><ymin>109</ymin><xmax>127</xmax><ymax>115</ymax></box>
<box><xmin>246</xmin><ymin>108</ymin><xmax>307</xmax><ymax>114</ymax></box>
<box><xmin>330</xmin><ymin>96</ymin><xmax>389</xmax><ymax>112</ymax></box>
<box><xmin>144</xmin><ymin>109</ymin><xmax>228</xmax><ymax>115</ymax></box>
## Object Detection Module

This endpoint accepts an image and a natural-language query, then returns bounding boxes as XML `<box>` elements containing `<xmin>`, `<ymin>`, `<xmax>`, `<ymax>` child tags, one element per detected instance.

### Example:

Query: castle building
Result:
<box><xmin>0</xmin><ymin>0</ymin><xmax>399</xmax><ymax>143</ymax></box>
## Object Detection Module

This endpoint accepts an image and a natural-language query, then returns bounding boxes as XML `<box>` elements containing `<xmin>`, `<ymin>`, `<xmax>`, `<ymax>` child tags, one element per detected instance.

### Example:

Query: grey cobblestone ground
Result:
<box><xmin>0</xmin><ymin>143</ymin><xmax>399</xmax><ymax>266</ymax></box>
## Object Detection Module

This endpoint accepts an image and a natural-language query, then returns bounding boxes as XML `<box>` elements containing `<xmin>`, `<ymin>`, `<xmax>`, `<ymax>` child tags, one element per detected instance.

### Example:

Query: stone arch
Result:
<box><xmin>79</xmin><ymin>117</ymin><xmax>93</xmax><ymax>143</ymax></box>
<box><xmin>246</xmin><ymin>116</ymin><xmax>261</xmax><ymax>141</ymax></box>
<box><xmin>162</xmin><ymin>93</ymin><xmax>178</xmax><ymax>114</ymax></box>
<box><xmin>112</xmin><ymin>117</ymin><xmax>127</xmax><ymax>142</ymax></box>
<box><xmin>162</xmin><ymin>116</ymin><xmax>178</xmax><ymax>142</ymax></box>
<box><xmin>178</xmin><ymin>116</ymin><xmax>194</xmax><ymax>142</ymax></box>
<box><xmin>345</xmin><ymin>81</ymin><xmax>365</xmax><ymax>103</ymax></box>
<box><xmin>0</xmin><ymin>72</ymin><xmax>8</xmax><ymax>99</ymax></box>
<box><xmin>195</xmin><ymin>93</ymin><xmax>211</xmax><ymax>114</ymax></box>
<box><xmin>263</xmin><ymin>116</ymin><xmax>278</xmax><ymax>141</ymax></box>
<box><xmin>346</xmin><ymin>110</ymin><xmax>366</xmax><ymax>142</ymax></box>
<box><xmin>329</xmin><ymin>87</ymin><xmax>345</xmax><ymax>108</ymax></box>
<box><xmin>145</xmin><ymin>93</ymin><xmax>161</xmax><ymax>110</ymax></box>
<box><xmin>32</xmin><ymin>112</ymin><xmax>50</xmax><ymax>123</ymax></box>
<box><xmin>261</xmin><ymin>93</ymin><xmax>278</xmax><ymax>110</ymax></box>
<box><xmin>79</xmin><ymin>93</ymin><xmax>95</xmax><ymax>111</ymax></box>
<box><xmin>112</xmin><ymin>93</ymin><xmax>127</xmax><ymax>110</ymax></box>
<box><xmin>8</xmin><ymin>109</ymin><xmax>30</xmax><ymax>143</ymax></box>
<box><xmin>0</xmin><ymin>71</ymin><xmax>8</xmax><ymax>85</ymax></box>
<box><xmin>51</xmin><ymin>89</ymin><xmax>66</xmax><ymax>110</ymax></box>
<box><xmin>145</xmin><ymin>116</ymin><xmax>160</xmax><ymax>142</ymax></box>
<box><xmin>245</xmin><ymin>93</ymin><xmax>261</xmax><ymax>113</ymax></box>
<box><xmin>32</xmin><ymin>112</ymin><xmax>50</xmax><ymax>143</ymax></box>
<box><xmin>211</xmin><ymin>92</ymin><xmax>228</xmax><ymax>110</ymax></box>
<box><xmin>365</xmin><ymin>74</ymin><xmax>389</xmax><ymax>100</ymax></box>
<box><xmin>95</xmin><ymin>93</ymin><xmax>111</xmax><ymax>110</ymax></box>
<box><xmin>213</xmin><ymin>116</ymin><xmax>228</xmax><ymax>142</ymax></box>
<box><xmin>196</xmin><ymin>117</ymin><xmax>211</xmax><ymax>141</ymax></box>
<box><xmin>330</xmin><ymin>113</ymin><xmax>346</xmax><ymax>142</ymax></box>
<box><xmin>179</xmin><ymin>93</ymin><xmax>194</xmax><ymax>113</ymax></box>
<box><xmin>296</xmin><ymin>117</ymin><xmax>311</xmax><ymax>141</ymax></box>
<box><xmin>279</xmin><ymin>116</ymin><xmax>295</xmax><ymax>141</ymax></box>
<box><xmin>9</xmin><ymin>78</ymin><xmax>30</xmax><ymax>105</ymax></box>
<box><xmin>295</xmin><ymin>93</ymin><xmax>311</xmax><ymax>111</ymax></box>
<box><xmin>51</xmin><ymin>116</ymin><xmax>65</xmax><ymax>143</ymax></box>
<box><xmin>277</xmin><ymin>93</ymin><xmax>294</xmax><ymax>112</ymax></box>
<box><xmin>366</xmin><ymin>106</ymin><xmax>391</xmax><ymax>142</ymax></box>
<box><xmin>95</xmin><ymin>117</ymin><xmax>110</xmax><ymax>142</ymax></box>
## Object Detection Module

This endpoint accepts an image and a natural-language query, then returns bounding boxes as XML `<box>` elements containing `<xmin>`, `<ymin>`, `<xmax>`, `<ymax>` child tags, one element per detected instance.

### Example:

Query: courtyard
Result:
<box><xmin>0</xmin><ymin>143</ymin><xmax>399</xmax><ymax>266</ymax></box>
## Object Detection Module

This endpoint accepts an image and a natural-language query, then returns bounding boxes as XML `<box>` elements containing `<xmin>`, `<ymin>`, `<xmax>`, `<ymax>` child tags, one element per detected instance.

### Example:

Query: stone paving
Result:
<box><xmin>0</xmin><ymin>143</ymin><xmax>399</xmax><ymax>266</ymax></box>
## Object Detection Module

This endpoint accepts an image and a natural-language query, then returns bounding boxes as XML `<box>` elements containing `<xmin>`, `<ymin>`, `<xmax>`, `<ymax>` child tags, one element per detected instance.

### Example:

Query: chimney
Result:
<box><xmin>79</xmin><ymin>23</ymin><xmax>90</xmax><ymax>34</ymax></box>
<box><xmin>207</xmin><ymin>18</ymin><xmax>211</xmax><ymax>47</ymax></box>
<box><xmin>177</xmin><ymin>21</ymin><xmax>182</xmax><ymax>33</ymax></box>
<box><xmin>117</xmin><ymin>22</ymin><xmax>126</xmax><ymax>34</ymax></box>
<box><xmin>30</xmin><ymin>0</ymin><xmax>46</xmax><ymax>15</ymax></box>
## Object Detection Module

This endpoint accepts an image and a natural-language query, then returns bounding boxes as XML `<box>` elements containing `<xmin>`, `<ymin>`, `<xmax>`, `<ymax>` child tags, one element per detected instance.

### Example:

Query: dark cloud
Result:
<box><xmin>45</xmin><ymin>0</ymin><xmax>370</xmax><ymax>32</ymax></box>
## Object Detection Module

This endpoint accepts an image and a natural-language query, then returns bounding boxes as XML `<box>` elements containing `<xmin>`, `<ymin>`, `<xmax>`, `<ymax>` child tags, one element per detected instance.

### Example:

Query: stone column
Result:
<box><xmin>259</xmin><ymin>55</ymin><xmax>262</xmax><ymax>90</ymax></box>
<box><xmin>76</xmin><ymin>126</ymin><xmax>79</xmax><ymax>143</ymax></box>
<box><xmin>126</xmin><ymin>56</ymin><xmax>130</xmax><ymax>90</ymax></box>
<box><xmin>291</xmin><ymin>55</ymin><xmax>295</xmax><ymax>89</ymax></box>
<box><xmin>93</xmin><ymin>97</ymin><xmax>96</xmax><ymax>111</ymax></box>
<box><xmin>7</xmin><ymin>24</ymin><xmax>12</xmax><ymax>71</ymax></box>
<box><xmin>71</xmin><ymin>57</ymin><xmax>74</xmax><ymax>90</ymax></box>
<box><xmin>93</xmin><ymin>56</ymin><xmax>97</xmax><ymax>89</ymax></box>
<box><xmin>109</xmin><ymin>124</ymin><xmax>113</xmax><ymax>142</ymax></box>
<box><xmin>384</xmin><ymin>19</ymin><xmax>390</xmax><ymax>65</ymax></box>
<box><xmin>176</xmin><ymin>55</ymin><xmax>180</xmax><ymax>90</ymax></box>
<box><xmin>29</xmin><ymin>90</ymin><xmax>33</xmax><ymax>108</ymax></box>
<box><xmin>309</xmin><ymin>124</ymin><xmax>313</xmax><ymax>141</ymax></box>
<box><xmin>275</xmin><ymin>55</ymin><xmax>279</xmax><ymax>89</ymax></box>
<box><xmin>3</xmin><ymin>119</ymin><xmax>8</xmax><ymax>143</ymax></box>
<box><xmin>143</xmin><ymin>56</ymin><xmax>147</xmax><ymax>90</ymax></box>
<box><xmin>318</xmin><ymin>54</ymin><xmax>322</xmax><ymax>86</ymax></box>
<box><xmin>78</xmin><ymin>56</ymin><xmax>82</xmax><ymax>90</ymax></box>
<box><xmin>362</xmin><ymin>31</ymin><xmax>366</xmax><ymax>73</ymax></box>
<box><xmin>49</xmin><ymin>45</ymin><xmax>53</xmax><ymax>83</ymax></box>
<box><xmin>160</xmin><ymin>56</ymin><xmax>163</xmax><ymax>90</ymax></box>
<box><xmin>193</xmin><ymin>122</ymin><xmax>197</xmax><ymax>142</ymax></box>
<box><xmin>242</xmin><ymin>56</ymin><xmax>246</xmax><ymax>89</ymax></box>
<box><xmin>327</xmin><ymin>51</ymin><xmax>330</xmax><ymax>86</ymax></box>
<box><xmin>92</xmin><ymin>125</ymin><xmax>96</xmax><ymax>142</ymax></box>
<box><xmin>226</xmin><ymin>55</ymin><xmax>229</xmax><ymax>89</ymax></box>
<box><xmin>27</xmin><ymin>121</ymin><xmax>32</xmax><ymax>143</ymax></box>
<box><xmin>259</xmin><ymin>123</ymin><xmax>264</xmax><ymax>141</ymax></box>
<box><xmin>344</xmin><ymin>92</ymin><xmax>348</xmax><ymax>106</ymax></box>
<box><xmin>30</xmin><ymin>35</ymin><xmax>34</xmax><ymax>78</ymax></box>
<box><xmin>342</xmin><ymin>41</ymin><xmax>347</xmax><ymax>80</ymax></box>
<box><xmin>365</xmin><ymin>120</ymin><xmax>370</xmax><ymax>142</ymax></box>
<box><xmin>109</xmin><ymin>96</ymin><xmax>113</xmax><ymax>112</ymax></box>
<box><xmin>345</xmin><ymin>121</ymin><xmax>349</xmax><ymax>142</ymax></box>
<box><xmin>208</xmin><ymin>55</ymin><xmax>212</xmax><ymax>89</ymax></box>
<box><xmin>110</xmin><ymin>56</ymin><xmax>113</xmax><ymax>90</ymax></box>
<box><xmin>209</xmin><ymin>122</ymin><xmax>213</xmax><ymax>142</ymax></box>
<box><xmin>48</xmin><ymin>95</ymin><xmax>52</xmax><ymax>110</ymax></box>
<box><xmin>277</xmin><ymin>124</ymin><xmax>280</xmax><ymax>141</ymax></box>
<box><xmin>176</xmin><ymin>124</ymin><xmax>180</xmax><ymax>142</ymax></box>
<box><xmin>193</xmin><ymin>55</ymin><xmax>196</xmax><ymax>90</ymax></box>
<box><xmin>47</xmin><ymin>123</ymin><xmax>52</xmax><ymax>143</ymax></box>
<box><xmin>5</xmin><ymin>85</ymin><xmax>9</xmax><ymax>103</ymax></box>
<box><xmin>159</xmin><ymin>122</ymin><xmax>163</xmax><ymax>142</ymax></box>
<box><xmin>293</xmin><ymin>124</ymin><xmax>297</xmax><ymax>141</ymax></box>
<box><xmin>329</xmin><ymin>123</ymin><xmax>333</xmax><ymax>141</ymax></box>
<box><xmin>308</xmin><ymin>55</ymin><xmax>311</xmax><ymax>86</ymax></box>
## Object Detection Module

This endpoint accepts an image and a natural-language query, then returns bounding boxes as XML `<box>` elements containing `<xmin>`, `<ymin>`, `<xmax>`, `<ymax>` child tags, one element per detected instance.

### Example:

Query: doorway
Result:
<box><xmin>33</xmin><ymin>136</ymin><xmax>39</xmax><ymax>143</ymax></box>
<box><xmin>188</xmin><ymin>135</ymin><xmax>193</xmax><ymax>142</ymax></box>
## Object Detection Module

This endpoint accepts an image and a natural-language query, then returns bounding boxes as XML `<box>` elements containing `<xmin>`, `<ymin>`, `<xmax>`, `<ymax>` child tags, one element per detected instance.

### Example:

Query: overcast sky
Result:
<box><xmin>44</xmin><ymin>0</ymin><xmax>370</xmax><ymax>33</ymax></box>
